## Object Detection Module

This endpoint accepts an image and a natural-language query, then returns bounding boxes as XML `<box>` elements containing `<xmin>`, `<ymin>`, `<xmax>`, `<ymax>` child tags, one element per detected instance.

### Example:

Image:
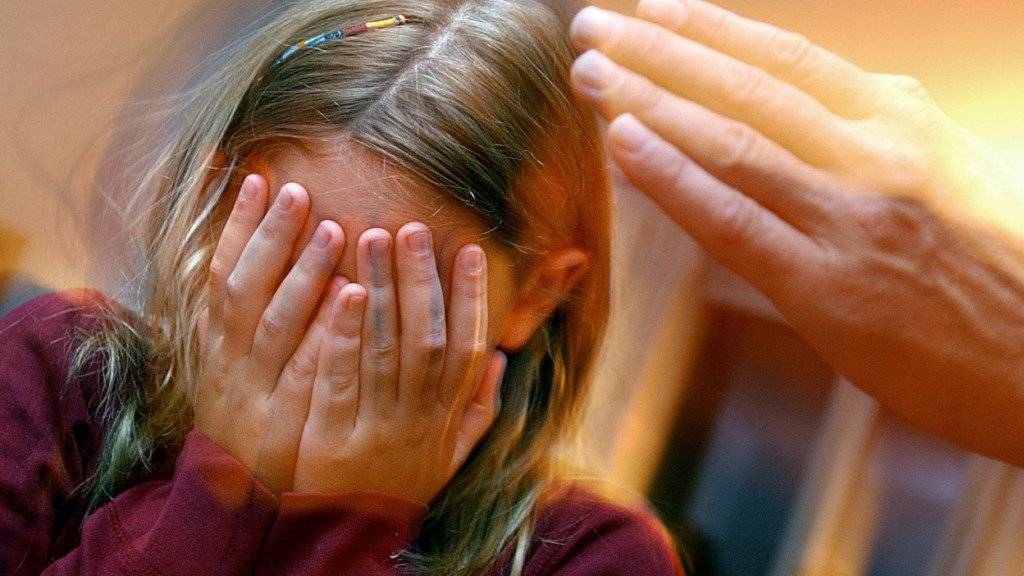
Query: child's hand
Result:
<box><xmin>292</xmin><ymin>223</ymin><xmax>506</xmax><ymax>504</ymax></box>
<box><xmin>194</xmin><ymin>175</ymin><xmax>346</xmax><ymax>495</ymax></box>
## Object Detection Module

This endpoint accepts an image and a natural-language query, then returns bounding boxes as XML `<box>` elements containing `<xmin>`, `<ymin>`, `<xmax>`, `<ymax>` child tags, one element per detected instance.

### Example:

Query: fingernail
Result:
<box><xmin>312</xmin><ymin>222</ymin><xmax>332</xmax><ymax>248</ymax></box>
<box><xmin>571</xmin><ymin>6</ymin><xmax>613</xmax><ymax>49</ymax></box>
<box><xmin>406</xmin><ymin>225</ymin><xmax>432</xmax><ymax>255</ymax></box>
<box><xmin>370</xmin><ymin>234</ymin><xmax>390</xmax><ymax>259</ymax></box>
<box><xmin>461</xmin><ymin>246</ymin><xmax>483</xmax><ymax>274</ymax></box>
<box><xmin>276</xmin><ymin>186</ymin><xmax>295</xmax><ymax>210</ymax></box>
<box><xmin>572</xmin><ymin>49</ymin><xmax>616</xmax><ymax>93</ymax></box>
<box><xmin>609</xmin><ymin>114</ymin><xmax>652</xmax><ymax>153</ymax></box>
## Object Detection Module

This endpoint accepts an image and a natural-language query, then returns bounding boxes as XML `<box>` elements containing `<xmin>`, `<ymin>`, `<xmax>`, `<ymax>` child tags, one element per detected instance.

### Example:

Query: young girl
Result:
<box><xmin>0</xmin><ymin>1</ymin><xmax>684</xmax><ymax>574</ymax></box>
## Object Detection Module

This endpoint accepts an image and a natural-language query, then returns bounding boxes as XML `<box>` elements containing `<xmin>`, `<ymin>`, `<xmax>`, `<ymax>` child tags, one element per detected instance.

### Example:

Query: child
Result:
<box><xmin>0</xmin><ymin>1</ymin><xmax>684</xmax><ymax>574</ymax></box>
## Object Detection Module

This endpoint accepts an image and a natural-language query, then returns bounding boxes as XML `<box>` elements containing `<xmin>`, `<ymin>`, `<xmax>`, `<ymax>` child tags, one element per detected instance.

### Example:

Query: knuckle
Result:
<box><xmin>896</xmin><ymin>74</ymin><xmax>927</xmax><ymax>95</ymax></box>
<box><xmin>716</xmin><ymin>194</ymin><xmax>761</xmax><ymax>249</ymax></box>
<box><xmin>332</xmin><ymin>333</ymin><xmax>362</xmax><ymax>355</ymax></box>
<box><xmin>702</xmin><ymin>8</ymin><xmax>729</xmax><ymax>40</ymax></box>
<box><xmin>638</xmin><ymin>26</ymin><xmax>675</xmax><ymax>67</ymax></box>
<box><xmin>369</xmin><ymin>336</ymin><xmax>399</xmax><ymax>358</ymax></box>
<box><xmin>326</xmin><ymin>373</ymin><xmax>359</xmax><ymax>398</ymax></box>
<box><xmin>662</xmin><ymin>149</ymin><xmax>696</xmax><ymax>191</ymax></box>
<box><xmin>768</xmin><ymin>30</ymin><xmax>816</xmax><ymax>71</ymax></box>
<box><xmin>902</xmin><ymin>76</ymin><xmax>926</xmax><ymax>93</ymax></box>
<box><xmin>369</xmin><ymin>265</ymin><xmax>392</xmax><ymax>288</ymax></box>
<box><xmin>854</xmin><ymin>197</ymin><xmax>940</xmax><ymax>256</ymax></box>
<box><xmin>876</xmin><ymin>73</ymin><xmax>932</xmax><ymax>103</ymax></box>
<box><xmin>284</xmin><ymin>352</ymin><xmax>318</xmax><ymax>382</ymax></box>
<box><xmin>727</xmin><ymin>68</ymin><xmax>772</xmax><ymax>107</ymax></box>
<box><xmin>716</xmin><ymin>122</ymin><xmax>761</xmax><ymax>175</ymax></box>
<box><xmin>258</xmin><ymin>310</ymin><xmax>288</xmax><ymax>340</ymax></box>
<box><xmin>408</xmin><ymin>263</ymin><xmax>439</xmax><ymax>286</ymax></box>
<box><xmin>371</xmin><ymin>355</ymin><xmax>399</xmax><ymax>381</ymax></box>
<box><xmin>458</xmin><ymin>274</ymin><xmax>485</xmax><ymax>300</ymax></box>
<box><xmin>224</xmin><ymin>272</ymin><xmax>245</xmax><ymax>304</ymax></box>
<box><xmin>326</xmin><ymin>348</ymin><xmax>360</xmax><ymax>379</ymax></box>
<box><xmin>208</xmin><ymin>259</ymin><xmax>231</xmax><ymax>290</ymax></box>
<box><xmin>419</xmin><ymin>332</ymin><xmax>447</xmax><ymax>356</ymax></box>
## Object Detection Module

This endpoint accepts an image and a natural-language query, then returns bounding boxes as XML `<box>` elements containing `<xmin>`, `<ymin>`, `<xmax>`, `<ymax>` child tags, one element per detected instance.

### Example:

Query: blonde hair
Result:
<box><xmin>74</xmin><ymin>1</ymin><xmax>611</xmax><ymax>574</ymax></box>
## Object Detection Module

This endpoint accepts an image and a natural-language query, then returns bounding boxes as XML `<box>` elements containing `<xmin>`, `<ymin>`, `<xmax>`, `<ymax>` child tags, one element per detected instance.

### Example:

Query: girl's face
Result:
<box><xmin>254</xmin><ymin>141</ymin><xmax>521</xmax><ymax>349</ymax></box>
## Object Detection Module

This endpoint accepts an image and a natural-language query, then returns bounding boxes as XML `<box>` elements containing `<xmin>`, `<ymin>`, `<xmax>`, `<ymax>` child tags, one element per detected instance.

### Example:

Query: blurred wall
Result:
<box><xmin>2</xmin><ymin>1</ymin><xmax>202</xmax><ymax>290</ymax></box>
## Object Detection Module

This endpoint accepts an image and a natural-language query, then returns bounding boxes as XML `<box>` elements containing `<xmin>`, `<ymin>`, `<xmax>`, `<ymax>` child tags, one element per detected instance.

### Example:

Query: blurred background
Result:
<box><xmin>2</xmin><ymin>1</ymin><xmax>1023</xmax><ymax>575</ymax></box>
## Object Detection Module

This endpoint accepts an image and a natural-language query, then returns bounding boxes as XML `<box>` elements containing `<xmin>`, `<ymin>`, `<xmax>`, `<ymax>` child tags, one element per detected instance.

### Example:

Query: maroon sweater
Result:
<box><xmin>0</xmin><ymin>291</ymin><xmax>684</xmax><ymax>575</ymax></box>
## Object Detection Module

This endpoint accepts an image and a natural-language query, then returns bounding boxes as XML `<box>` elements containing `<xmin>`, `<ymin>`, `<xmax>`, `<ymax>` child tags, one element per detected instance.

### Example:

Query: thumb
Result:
<box><xmin>450</xmin><ymin>351</ymin><xmax>507</xmax><ymax>472</ymax></box>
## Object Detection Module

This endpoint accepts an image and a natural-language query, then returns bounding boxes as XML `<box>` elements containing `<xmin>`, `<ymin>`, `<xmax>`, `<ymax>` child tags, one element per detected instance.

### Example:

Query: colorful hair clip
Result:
<box><xmin>271</xmin><ymin>15</ymin><xmax>408</xmax><ymax>69</ymax></box>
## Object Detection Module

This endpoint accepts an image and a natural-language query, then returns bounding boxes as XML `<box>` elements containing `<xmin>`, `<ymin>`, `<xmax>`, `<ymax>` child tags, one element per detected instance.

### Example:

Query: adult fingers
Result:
<box><xmin>630</xmin><ymin>0</ymin><xmax>880</xmax><ymax>117</ymax></box>
<box><xmin>223</xmin><ymin>183</ymin><xmax>310</xmax><ymax>355</ymax></box>
<box><xmin>607</xmin><ymin>113</ymin><xmax>824</xmax><ymax>297</ymax></box>
<box><xmin>356</xmin><ymin>229</ymin><xmax>400</xmax><ymax>414</ymax></box>
<box><xmin>438</xmin><ymin>245</ymin><xmax>488</xmax><ymax>412</ymax></box>
<box><xmin>394</xmin><ymin>223</ymin><xmax>447</xmax><ymax>410</ymax></box>
<box><xmin>449</xmin><ymin>351</ymin><xmax>506</xmax><ymax>475</ymax></box>
<box><xmin>309</xmin><ymin>281</ymin><xmax>367</xmax><ymax>439</ymax></box>
<box><xmin>571</xmin><ymin>49</ymin><xmax>835</xmax><ymax>229</ymax></box>
<box><xmin>251</xmin><ymin>220</ymin><xmax>346</xmax><ymax>379</ymax></box>
<box><xmin>571</xmin><ymin>6</ymin><xmax>850</xmax><ymax>167</ymax></box>
<box><xmin>208</xmin><ymin>174</ymin><xmax>268</xmax><ymax>332</ymax></box>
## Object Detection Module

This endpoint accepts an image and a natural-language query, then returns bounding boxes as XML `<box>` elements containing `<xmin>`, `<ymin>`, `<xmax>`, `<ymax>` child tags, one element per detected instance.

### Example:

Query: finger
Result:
<box><xmin>310</xmin><ymin>282</ymin><xmax>367</xmax><ymax>439</ymax></box>
<box><xmin>449</xmin><ymin>351</ymin><xmax>506</xmax><ymax>475</ymax></box>
<box><xmin>874</xmin><ymin>73</ymin><xmax>936</xmax><ymax>104</ymax></box>
<box><xmin>571</xmin><ymin>7</ymin><xmax>849</xmax><ymax>167</ymax></box>
<box><xmin>572</xmin><ymin>50</ymin><xmax>835</xmax><ymax>228</ymax></box>
<box><xmin>251</xmin><ymin>220</ymin><xmax>346</xmax><ymax>378</ymax></box>
<box><xmin>279</xmin><ymin>275</ymin><xmax>349</xmax><ymax>391</ymax></box>
<box><xmin>394</xmin><ymin>223</ymin><xmax>447</xmax><ymax>410</ymax></box>
<box><xmin>313</xmin><ymin>276</ymin><xmax>350</xmax><ymax>334</ymax></box>
<box><xmin>438</xmin><ymin>244</ymin><xmax>488</xmax><ymax>412</ymax></box>
<box><xmin>356</xmin><ymin>229</ymin><xmax>400</xmax><ymax>413</ymax></box>
<box><xmin>630</xmin><ymin>0</ymin><xmax>880</xmax><ymax>116</ymax></box>
<box><xmin>256</xmin><ymin>276</ymin><xmax>346</xmax><ymax>492</ymax></box>
<box><xmin>223</xmin><ymin>183</ymin><xmax>310</xmax><ymax>354</ymax></box>
<box><xmin>607</xmin><ymin>113</ymin><xmax>824</xmax><ymax>296</ymax></box>
<box><xmin>208</xmin><ymin>174</ymin><xmax>268</xmax><ymax>331</ymax></box>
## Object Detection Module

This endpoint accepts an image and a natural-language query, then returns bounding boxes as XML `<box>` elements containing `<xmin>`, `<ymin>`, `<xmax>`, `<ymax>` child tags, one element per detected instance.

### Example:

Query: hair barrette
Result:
<box><xmin>271</xmin><ymin>14</ymin><xmax>408</xmax><ymax>69</ymax></box>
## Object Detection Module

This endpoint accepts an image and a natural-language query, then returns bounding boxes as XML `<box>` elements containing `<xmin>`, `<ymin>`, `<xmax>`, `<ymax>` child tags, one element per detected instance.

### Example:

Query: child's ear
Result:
<box><xmin>497</xmin><ymin>248</ymin><xmax>590</xmax><ymax>351</ymax></box>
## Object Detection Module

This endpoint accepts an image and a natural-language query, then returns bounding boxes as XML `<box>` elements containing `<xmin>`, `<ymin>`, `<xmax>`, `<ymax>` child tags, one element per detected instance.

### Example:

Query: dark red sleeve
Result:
<box><xmin>0</xmin><ymin>292</ymin><xmax>277</xmax><ymax>575</ymax></box>
<box><xmin>42</xmin><ymin>431</ymin><xmax>278</xmax><ymax>575</ymax></box>
<box><xmin>254</xmin><ymin>490</ymin><xmax>427</xmax><ymax>575</ymax></box>
<box><xmin>524</xmin><ymin>488</ymin><xmax>686</xmax><ymax>576</ymax></box>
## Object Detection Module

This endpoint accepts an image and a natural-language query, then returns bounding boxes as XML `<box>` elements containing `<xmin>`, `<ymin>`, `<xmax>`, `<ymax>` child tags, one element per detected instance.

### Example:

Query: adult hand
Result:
<box><xmin>292</xmin><ymin>224</ymin><xmax>505</xmax><ymax>504</ymax></box>
<box><xmin>195</xmin><ymin>176</ymin><xmax>346</xmax><ymax>495</ymax></box>
<box><xmin>569</xmin><ymin>0</ymin><xmax>1024</xmax><ymax>466</ymax></box>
